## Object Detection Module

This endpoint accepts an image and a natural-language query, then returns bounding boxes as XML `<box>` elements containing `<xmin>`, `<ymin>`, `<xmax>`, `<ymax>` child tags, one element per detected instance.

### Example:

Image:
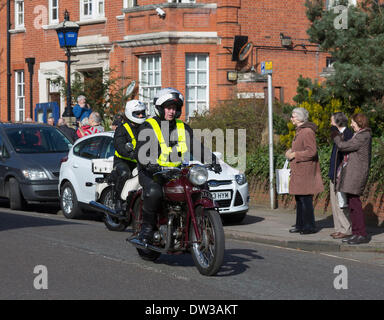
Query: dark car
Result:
<box><xmin>0</xmin><ymin>123</ymin><xmax>72</xmax><ymax>210</ymax></box>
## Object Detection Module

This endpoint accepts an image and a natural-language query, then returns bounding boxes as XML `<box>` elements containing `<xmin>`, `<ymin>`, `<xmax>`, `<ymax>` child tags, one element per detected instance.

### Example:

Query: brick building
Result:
<box><xmin>0</xmin><ymin>0</ymin><xmax>334</xmax><ymax>122</ymax></box>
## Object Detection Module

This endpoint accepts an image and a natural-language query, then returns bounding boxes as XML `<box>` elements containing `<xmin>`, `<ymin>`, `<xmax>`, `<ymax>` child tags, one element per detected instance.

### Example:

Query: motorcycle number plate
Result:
<box><xmin>211</xmin><ymin>191</ymin><xmax>231</xmax><ymax>200</ymax></box>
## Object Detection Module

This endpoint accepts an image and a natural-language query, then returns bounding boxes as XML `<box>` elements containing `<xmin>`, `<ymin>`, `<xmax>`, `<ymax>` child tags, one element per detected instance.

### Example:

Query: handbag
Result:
<box><xmin>337</xmin><ymin>191</ymin><xmax>348</xmax><ymax>208</ymax></box>
<box><xmin>276</xmin><ymin>159</ymin><xmax>290</xmax><ymax>194</ymax></box>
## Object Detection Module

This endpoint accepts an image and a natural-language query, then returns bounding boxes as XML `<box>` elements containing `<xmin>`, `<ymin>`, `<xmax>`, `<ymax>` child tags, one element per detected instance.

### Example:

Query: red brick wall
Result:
<box><xmin>0</xmin><ymin>0</ymin><xmax>330</xmax><ymax>122</ymax></box>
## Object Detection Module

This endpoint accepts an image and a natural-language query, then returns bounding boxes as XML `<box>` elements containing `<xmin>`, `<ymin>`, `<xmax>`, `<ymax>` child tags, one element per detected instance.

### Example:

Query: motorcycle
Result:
<box><xmin>90</xmin><ymin>162</ymin><xmax>225</xmax><ymax>276</ymax></box>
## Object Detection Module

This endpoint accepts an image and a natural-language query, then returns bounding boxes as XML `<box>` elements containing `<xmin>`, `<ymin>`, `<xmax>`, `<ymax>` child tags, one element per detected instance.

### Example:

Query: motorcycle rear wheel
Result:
<box><xmin>190</xmin><ymin>207</ymin><xmax>225</xmax><ymax>276</ymax></box>
<box><xmin>100</xmin><ymin>187</ymin><xmax>130</xmax><ymax>232</ymax></box>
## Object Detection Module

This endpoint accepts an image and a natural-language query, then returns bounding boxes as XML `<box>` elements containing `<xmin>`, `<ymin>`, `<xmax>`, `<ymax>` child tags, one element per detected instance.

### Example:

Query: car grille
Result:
<box><xmin>208</xmin><ymin>180</ymin><xmax>232</xmax><ymax>187</ymax></box>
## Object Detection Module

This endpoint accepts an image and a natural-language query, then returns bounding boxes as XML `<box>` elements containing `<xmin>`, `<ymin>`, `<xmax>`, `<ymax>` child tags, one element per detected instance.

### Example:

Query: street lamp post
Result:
<box><xmin>55</xmin><ymin>10</ymin><xmax>80</xmax><ymax>125</ymax></box>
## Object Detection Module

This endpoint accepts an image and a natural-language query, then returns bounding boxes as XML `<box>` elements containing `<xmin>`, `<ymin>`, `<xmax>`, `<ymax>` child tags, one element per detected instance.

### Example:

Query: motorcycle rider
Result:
<box><xmin>134</xmin><ymin>87</ymin><xmax>222</xmax><ymax>244</ymax></box>
<box><xmin>113</xmin><ymin>100</ymin><xmax>147</xmax><ymax>215</ymax></box>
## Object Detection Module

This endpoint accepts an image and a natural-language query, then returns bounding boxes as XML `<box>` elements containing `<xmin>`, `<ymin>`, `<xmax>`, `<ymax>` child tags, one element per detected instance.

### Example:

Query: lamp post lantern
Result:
<box><xmin>55</xmin><ymin>10</ymin><xmax>80</xmax><ymax>121</ymax></box>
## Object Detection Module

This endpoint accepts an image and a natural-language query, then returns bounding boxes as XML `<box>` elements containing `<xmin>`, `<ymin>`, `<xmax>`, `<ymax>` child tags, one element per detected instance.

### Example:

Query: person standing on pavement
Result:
<box><xmin>73</xmin><ymin>95</ymin><xmax>92</xmax><ymax>123</ymax></box>
<box><xmin>332</xmin><ymin>113</ymin><xmax>372</xmax><ymax>245</ymax></box>
<box><xmin>285</xmin><ymin>107</ymin><xmax>324</xmax><ymax>235</ymax></box>
<box><xmin>329</xmin><ymin>112</ymin><xmax>353</xmax><ymax>239</ymax></box>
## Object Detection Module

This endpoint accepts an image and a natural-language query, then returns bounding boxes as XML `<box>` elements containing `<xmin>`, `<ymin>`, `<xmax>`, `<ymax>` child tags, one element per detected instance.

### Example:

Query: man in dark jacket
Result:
<box><xmin>329</xmin><ymin>112</ymin><xmax>354</xmax><ymax>239</ymax></box>
<box><xmin>134</xmin><ymin>87</ymin><xmax>221</xmax><ymax>244</ymax></box>
<box><xmin>113</xmin><ymin>100</ymin><xmax>147</xmax><ymax>215</ymax></box>
<box><xmin>57</xmin><ymin>118</ymin><xmax>78</xmax><ymax>143</ymax></box>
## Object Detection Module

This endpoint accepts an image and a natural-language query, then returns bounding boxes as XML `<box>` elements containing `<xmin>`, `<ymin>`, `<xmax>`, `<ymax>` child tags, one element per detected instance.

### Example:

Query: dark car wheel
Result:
<box><xmin>9</xmin><ymin>178</ymin><xmax>26</xmax><ymax>210</ymax></box>
<box><xmin>60</xmin><ymin>182</ymin><xmax>82</xmax><ymax>219</ymax></box>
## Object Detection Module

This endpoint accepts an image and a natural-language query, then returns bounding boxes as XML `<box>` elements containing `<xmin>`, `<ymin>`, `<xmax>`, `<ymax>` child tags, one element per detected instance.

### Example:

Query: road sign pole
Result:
<box><xmin>268</xmin><ymin>73</ymin><xmax>275</xmax><ymax>209</ymax></box>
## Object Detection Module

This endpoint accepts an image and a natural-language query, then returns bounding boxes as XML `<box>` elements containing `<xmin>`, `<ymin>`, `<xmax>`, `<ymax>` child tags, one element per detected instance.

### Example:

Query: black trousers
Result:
<box><xmin>138</xmin><ymin>170</ymin><xmax>163</xmax><ymax>227</ymax></box>
<box><xmin>112</xmin><ymin>160</ymin><xmax>134</xmax><ymax>201</ymax></box>
<box><xmin>295</xmin><ymin>195</ymin><xmax>316</xmax><ymax>231</ymax></box>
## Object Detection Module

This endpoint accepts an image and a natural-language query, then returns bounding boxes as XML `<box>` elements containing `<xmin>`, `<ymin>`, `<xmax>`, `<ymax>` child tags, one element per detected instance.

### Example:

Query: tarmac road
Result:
<box><xmin>0</xmin><ymin>205</ymin><xmax>384</xmax><ymax>301</ymax></box>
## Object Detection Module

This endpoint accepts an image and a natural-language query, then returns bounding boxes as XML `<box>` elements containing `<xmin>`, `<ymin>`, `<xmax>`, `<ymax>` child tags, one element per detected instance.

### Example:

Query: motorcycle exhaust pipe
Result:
<box><xmin>128</xmin><ymin>237</ymin><xmax>165</xmax><ymax>253</ymax></box>
<box><xmin>89</xmin><ymin>201</ymin><xmax>120</xmax><ymax>218</ymax></box>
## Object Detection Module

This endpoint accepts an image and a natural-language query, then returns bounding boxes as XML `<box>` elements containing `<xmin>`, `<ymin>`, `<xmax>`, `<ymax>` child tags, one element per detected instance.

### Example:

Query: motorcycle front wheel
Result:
<box><xmin>190</xmin><ymin>207</ymin><xmax>225</xmax><ymax>276</ymax></box>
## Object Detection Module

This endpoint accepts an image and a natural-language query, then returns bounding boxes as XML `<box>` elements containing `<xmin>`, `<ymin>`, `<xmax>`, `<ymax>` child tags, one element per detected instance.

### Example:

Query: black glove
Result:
<box><xmin>212</xmin><ymin>163</ymin><xmax>222</xmax><ymax>174</ymax></box>
<box><xmin>125</xmin><ymin>142</ymin><xmax>134</xmax><ymax>152</ymax></box>
<box><xmin>146</xmin><ymin>163</ymin><xmax>162</xmax><ymax>174</ymax></box>
<box><xmin>330</xmin><ymin>126</ymin><xmax>340</xmax><ymax>139</ymax></box>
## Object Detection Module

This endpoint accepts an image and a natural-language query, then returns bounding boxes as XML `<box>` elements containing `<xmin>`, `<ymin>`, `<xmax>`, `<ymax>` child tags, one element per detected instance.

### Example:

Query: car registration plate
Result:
<box><xmin>211</xmin><ymin>191</ymin><xmax>231</xmax><ymax>201</ymax></box>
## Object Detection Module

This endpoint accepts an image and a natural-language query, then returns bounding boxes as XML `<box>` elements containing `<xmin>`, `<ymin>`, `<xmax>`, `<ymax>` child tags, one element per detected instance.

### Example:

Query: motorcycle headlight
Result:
<box><xmin>22</xmin><ymin>170</ymin><xmax>48</xmax><ymax>180</ymax></box>
<box><xmin>235</xmin><ymin>173</ymin><xmax>247</xmax><ymax>185</ymax></box>
<box><xmin>188</xmin><ymin>165</ymin><xmax>208</xmax><ymax>186</ymax></box>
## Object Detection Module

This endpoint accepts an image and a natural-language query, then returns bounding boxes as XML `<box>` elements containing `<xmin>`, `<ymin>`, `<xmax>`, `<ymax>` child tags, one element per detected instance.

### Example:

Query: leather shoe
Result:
<box><xmin>333</xmin><ymin>233</ymin><xmax>351</xmax><ymax>239</ymax></box>
<box><xmin>300</xmin><ymin>229</ymin><xmax>317</xmax><ymax>235</ymax></box>
<box><xmin>342</xmin><ymin>235</ymin><xmax>356</xmax><ymax>243</ymax></box>
<box><xmin>330</xmin><ymin>232</ymin><xmax>340</xmax><ymax>238</ymax></box>
<box><xmin>347</xmin><ymin>235</ymin><xmax>369</xmax><ymax>245</ymax></box>
<box><xmin>289</xmin><ymin>227</ymin><xmax>302</xmax><ymax>233</ymax></box>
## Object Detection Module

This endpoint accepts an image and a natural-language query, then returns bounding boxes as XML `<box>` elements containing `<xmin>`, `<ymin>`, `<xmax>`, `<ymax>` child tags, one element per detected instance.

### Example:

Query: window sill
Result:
<box><xmin>77</xmin><ymin>17</ymin><xmax>107</xmax><ymax>26</ymax></box>
<box><xmin>9</xmin><ymin>28</ymin><xmax>26</xmax><ymax>34</ymax></box>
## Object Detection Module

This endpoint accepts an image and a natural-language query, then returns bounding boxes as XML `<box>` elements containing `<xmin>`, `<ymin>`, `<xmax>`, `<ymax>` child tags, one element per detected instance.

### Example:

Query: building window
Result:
<box><xmin>15</xmin><ymin>71</ymin><xmax>25</xmax><ymax>122</ymax></box>
<box><xmin>15</xmin><ymin>0</ymin><xmax>24</xmax><ymax>29</ymax></box>
<box><xmin>139</xmin><ymin>55</ymin><xmax>162</xmax><ymax>116</ymax></box>
<box><xmin>326</xmin><ymin>0</ymin><xmax>356</xmax><ymax>10</ymax></box>
<box><xmin>49</xmin><ymin>0</ymin><xmax>59</xmax><ymax>24</ymax></box>
<box><xmin>185</xmin><ymin>54</ymin><xmax>209</xmax><ymax>118</ymax></box>
<box><xmin>123</xmin><ymin>0</ymin><xmax>137</xmax><ymax>8</ymax></box>
<box><xmin>80</xmin><ymin>0</ymin><xmax>105</xmax><ymax>20</ymax></box>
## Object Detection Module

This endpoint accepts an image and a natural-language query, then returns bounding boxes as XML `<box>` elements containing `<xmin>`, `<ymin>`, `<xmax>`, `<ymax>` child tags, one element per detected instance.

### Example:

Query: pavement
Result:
<box><xmin>223</xmin><ymin>205</ymin><xmax>384</xmax><ymax>253</ymax></box>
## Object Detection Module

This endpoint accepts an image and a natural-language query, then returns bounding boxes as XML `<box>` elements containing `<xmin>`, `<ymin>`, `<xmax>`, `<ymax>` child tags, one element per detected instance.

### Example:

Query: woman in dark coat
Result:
<box><xmin>333</xmin><ymin>113</ymin><xmax>372</xmax><ymax>245</ymax></box>
<box><xmin>285</xmin><ymin>107</ymin><xmax>324</xmax><ymax>234</ymax></box>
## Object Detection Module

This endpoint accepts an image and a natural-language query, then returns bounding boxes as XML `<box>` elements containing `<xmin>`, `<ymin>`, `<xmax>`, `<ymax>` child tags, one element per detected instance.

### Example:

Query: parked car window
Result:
<box><xmin>100</xmin><ymin>137</ymin><xmax>114</xmax><ymax>159</ymax></box>
<box><xmin>5</xmin><ymin>127</ymin><xmax>72</xmax><ymax>153</ymax></box>
<box><xmin>73</xmin><ymin>136</ymin><xmax>104</xmax><ymax>160</ymax></box>
<box><xmin>0</xmin><ymin>135</ymin><xmax>9</xmax><ymax>159</ymax></box>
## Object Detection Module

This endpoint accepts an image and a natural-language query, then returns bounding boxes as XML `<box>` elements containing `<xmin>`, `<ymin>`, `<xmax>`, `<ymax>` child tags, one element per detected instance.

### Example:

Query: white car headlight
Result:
<box><xmin>188</xmin><ymin>165</ymin><xmax>208</xmax><ymax>186</ymax></box>
<box><xmin>22</xmin><ymin>170</ymin><xmax>48</xmax><ymax>180</ymax></box>
<box><xmin>235</xmin><ymin>173</ymin><xmax>247</xmax><ymax>185</ymax></box>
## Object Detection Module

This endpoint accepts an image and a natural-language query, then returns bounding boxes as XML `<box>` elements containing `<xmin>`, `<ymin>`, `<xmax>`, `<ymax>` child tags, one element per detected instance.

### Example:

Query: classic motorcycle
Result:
<box><xmin>90</xmin><ymin>162</ymin><xmax>225</xmax><ymax>276</ymax></box>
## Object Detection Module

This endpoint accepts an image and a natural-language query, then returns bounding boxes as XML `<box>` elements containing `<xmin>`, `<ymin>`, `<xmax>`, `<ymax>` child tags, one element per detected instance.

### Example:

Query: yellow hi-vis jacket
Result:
<box><xmin>114</xmin><ymin>123</ymin><xmax>137</xmax><ymax>163</ymax></box>
<box><xmin>146</xmin><ymin>118</ymin><xmax>188</xmax><ymax>167</ymax></box>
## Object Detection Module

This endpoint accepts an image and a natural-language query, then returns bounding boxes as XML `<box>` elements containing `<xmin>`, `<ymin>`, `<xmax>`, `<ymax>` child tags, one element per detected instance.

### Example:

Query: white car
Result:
<box><xmin>59</xmin><ymin>131</ymin><xmax>249</xmax><ymax>223</ymax></box>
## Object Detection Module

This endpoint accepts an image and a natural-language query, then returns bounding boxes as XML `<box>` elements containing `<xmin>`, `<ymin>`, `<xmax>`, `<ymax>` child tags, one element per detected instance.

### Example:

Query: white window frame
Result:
<box><xmin>326</xmin><ymin>0</ymin><xmax>356</xmax><ymax>10</ymax></box>
<box><xmin>14</xmin><ymin>0</ymin><xmax>24</xmax><ymax>29</ymax></box>
<box><xmin>185</xmin><ymin>54</ymin><xmax>209</xmax><ymax>119</ymax></box>
<box><xmin>173</xmin><ymin>0</ymin><xmax>196</xmax><ymax>3</ymax></box>
<box><xmin>139</xmin><ymin>55</ymin><xmax>162</xmax><ymax>116</ymax></box>
<box><xmin>15</xmin><ymin>70</ymin><xmax>25</xmax><ymax>122</ymax></box>
<box><xmin>49</xmin><ymin>0</ymin><xmax>59</xmax><ymax>25</ymax></box>
<box><xmin>123</xmin><ymin>0</ymin><xmax>137</xmax><ymax>8</ymax></box>
<box><xmin>80</xmin><ymin>0</ymin><xmax>105</xmax><ymax>21</ymax></box>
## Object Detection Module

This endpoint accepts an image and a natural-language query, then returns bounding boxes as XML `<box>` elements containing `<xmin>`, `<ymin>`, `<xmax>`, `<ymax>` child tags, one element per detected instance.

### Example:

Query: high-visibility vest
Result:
<box><xmin>146</xmin><ymin>118</ymin><xmax>188</xmax><ymax>167</ymax></box>
<box><xmin>114</xmin><ymin>123</ymin><xmax>137</xmax><ymax>163</ymax></box>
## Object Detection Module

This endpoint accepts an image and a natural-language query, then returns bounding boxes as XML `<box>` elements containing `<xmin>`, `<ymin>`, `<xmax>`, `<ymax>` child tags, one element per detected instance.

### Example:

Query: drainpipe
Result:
<box><xmin>25</xmin><ymin>58</ymin><xmax>35</xmax><ymax>119</ymax></box>
<box><xmin>7</xmin><ymin>0</ymin><xmax>11</xmax><ymax>121</ymax></box>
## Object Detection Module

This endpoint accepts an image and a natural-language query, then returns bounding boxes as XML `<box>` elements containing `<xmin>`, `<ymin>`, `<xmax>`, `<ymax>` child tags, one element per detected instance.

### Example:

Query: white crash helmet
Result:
<box><xmin>124</xmin><ymin>100</ymin><xmax>147</xmax><ymax>125</ymax></box>
<box><xmin>153</xmin><ymin>88</ymin><xmax>184</xmax><ymax>119</ymax></box>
